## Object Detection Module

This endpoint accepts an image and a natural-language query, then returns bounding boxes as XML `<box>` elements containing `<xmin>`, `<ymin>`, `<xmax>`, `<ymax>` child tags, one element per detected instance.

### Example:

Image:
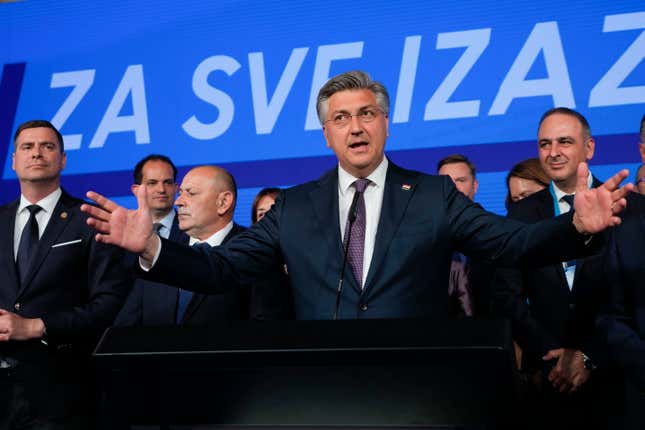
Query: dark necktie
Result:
<box><xmin>344</xmin><ymin>179</ymin><xmax>370</xmax><ymax>288</ymax></box>
<box><xmin>16</xmin><ymin>205</ymin><xmax>43</xmax><ymax>283</ymax></box>
<box><xmin>561</xmin><ymin>194</ymin><xmax>575</xmax><ymax>209</ymax></box>
<box><xmin>176</xmin><ymin>242</ymin><xmax>210</xmax><ymax>323</ymax></box>
<box><xmin>153</xmin><ymin>222</ymin><xmax>164</xmax><ymax>238</ymax></box>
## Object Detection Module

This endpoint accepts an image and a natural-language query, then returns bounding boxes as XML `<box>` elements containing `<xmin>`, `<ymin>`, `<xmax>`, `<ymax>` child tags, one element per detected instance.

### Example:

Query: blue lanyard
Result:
<box><xmin>548</xmin><ymin>182</ymin><xmax>562</xmax><ymax>216</ymax></box>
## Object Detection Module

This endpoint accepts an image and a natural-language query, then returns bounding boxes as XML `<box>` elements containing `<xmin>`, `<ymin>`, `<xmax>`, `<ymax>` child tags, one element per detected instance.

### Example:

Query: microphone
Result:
<box><xmin>334</xmin><ymin>189</ymin><xmax>362</xmax><ymax>320</ymax></box>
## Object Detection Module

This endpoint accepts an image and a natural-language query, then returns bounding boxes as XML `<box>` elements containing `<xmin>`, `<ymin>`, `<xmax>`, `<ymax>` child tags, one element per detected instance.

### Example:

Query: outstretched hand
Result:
<box><xmin>80</xmin><ymin>184</ymin><xmax>155</xmax><ymax>255</ymax></box>
<box><xmin>572</xmin><ymin>162</ymin><xmax>632</xmax><ymax>234</ymax></box>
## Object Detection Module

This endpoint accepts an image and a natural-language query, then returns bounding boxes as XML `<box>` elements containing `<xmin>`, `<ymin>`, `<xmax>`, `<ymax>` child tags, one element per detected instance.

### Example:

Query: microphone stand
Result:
<box><xmin>334</xmin><ymin>189</ymin><xmax>361</xmax><ymax>320</ymax></box>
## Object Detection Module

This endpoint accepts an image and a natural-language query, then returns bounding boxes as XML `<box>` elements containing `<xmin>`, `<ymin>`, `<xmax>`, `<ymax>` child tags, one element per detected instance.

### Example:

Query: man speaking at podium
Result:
<box><xmin>81</xmin><ymin>71</ymin><xmax>632</xmax><ymax>320</ymax></box>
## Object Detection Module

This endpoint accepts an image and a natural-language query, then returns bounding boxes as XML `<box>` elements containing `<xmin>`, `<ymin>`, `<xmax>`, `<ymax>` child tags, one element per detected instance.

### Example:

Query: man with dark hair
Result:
<box><xmin>132</xmin><ymin>154</ymin><xmax>178</xmax><ymax>226</ymax></box>
<box><xmin>437</xmin><ymin>154</ymin><xmax>478</xmax><ymax>201</ymax></box>
<box><xmin>0</xmin><ymin>120</ymin><xmax>129</xmax><ymax>428</ymax></box>
<box><xmin>437</xmin><ymin>154</ymin><xmax>477</xmax><ymax>316</ymax></box>
<box><xmin>115</xmin><ymin>154</ymin><xmax>188</xmax><ymax>326</ymax></box>
<box><xmin>493</xmin><ymin>107</ymin><xmax>614</xmax><ymax>429</ymax></box>
<box><xmin>81</xmin><ymin>71</ymin><xmax>630</xmax><ymax>324</ymax></box>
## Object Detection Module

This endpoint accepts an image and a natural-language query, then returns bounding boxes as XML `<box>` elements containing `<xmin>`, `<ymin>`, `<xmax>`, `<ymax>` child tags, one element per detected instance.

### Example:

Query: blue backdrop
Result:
<box><xmin>1</xmin><ymin>1</ymin><xmax>643</xmax><ymax>224</ymax></box>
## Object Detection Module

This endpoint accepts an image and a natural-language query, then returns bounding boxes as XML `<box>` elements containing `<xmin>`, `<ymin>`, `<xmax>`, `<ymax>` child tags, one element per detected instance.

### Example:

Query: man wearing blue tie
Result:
<box><xmin>172</xmin><ymin>165</ymin><xmax>251</xmax><ymax>324</ymax></box>
<box><xmin>492</xmin><ymin>107</ymin><xmax>614</xmax><ymax>429</ymax></box>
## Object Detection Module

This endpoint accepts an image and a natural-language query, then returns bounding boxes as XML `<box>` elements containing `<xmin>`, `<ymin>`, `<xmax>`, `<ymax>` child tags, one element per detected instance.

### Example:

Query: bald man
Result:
<box><xmin>116</xmin><ymin>165</ymin><xmax>250</xmax><ymax>326</ymax></box>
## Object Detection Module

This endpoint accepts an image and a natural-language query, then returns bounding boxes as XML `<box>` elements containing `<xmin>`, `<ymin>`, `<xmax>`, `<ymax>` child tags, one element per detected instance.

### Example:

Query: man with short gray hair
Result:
<box><xmin>81</xmin><ymin>70</ymin><xmax>631</xmax><ymax>323</ymax></box>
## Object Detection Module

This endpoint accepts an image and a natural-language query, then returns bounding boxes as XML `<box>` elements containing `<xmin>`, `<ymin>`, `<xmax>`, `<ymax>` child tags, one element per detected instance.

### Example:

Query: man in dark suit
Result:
<box><xmin>492</xmin><ymin>107</ymin><xmax>613</xmax><ymax>429</ymax></box>
<box><xmin>81</xmin><ymin>71</ymin><xmax>631</xmax><ymax>322</ymax></box>
<box><xmin>437</xmin><ymin>154</ymin><xmax>496</xmax><ymax>318</ymax></box>
<box><xmin>596</xmin><ymin>192</ymin><xmax>645</xmax><ymax>429</ymax></box>
<box><xmin>0</xmin><ymin>120</ymin><xmax>130</xmax><ymax>429</ymax></box>
<box><xmin>118</xmin><ymin>165</ymin><xmax>255</xmax><ymax>325</ymax></box>
<box><xmin>114</xmin><ymin>154</ymin><xmax>190</xmax><ymax>326</ymax></box>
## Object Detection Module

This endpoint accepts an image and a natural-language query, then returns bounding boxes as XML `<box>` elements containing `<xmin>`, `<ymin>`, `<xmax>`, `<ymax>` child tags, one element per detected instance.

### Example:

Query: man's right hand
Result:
<box><xmin>80</xmin><ymin>185</ymin><xmax>160</xmax><ymax>262</ymax></box>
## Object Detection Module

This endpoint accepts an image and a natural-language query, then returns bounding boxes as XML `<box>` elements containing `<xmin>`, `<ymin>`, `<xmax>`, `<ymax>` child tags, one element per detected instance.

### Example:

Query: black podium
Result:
<box><xmin>94</xmin><ymin>318</ymin><xmax>516</xmax><ymax>429</ymax></box>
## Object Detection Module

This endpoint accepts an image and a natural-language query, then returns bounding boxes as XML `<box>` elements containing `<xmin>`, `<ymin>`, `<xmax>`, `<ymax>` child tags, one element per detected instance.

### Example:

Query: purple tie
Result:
<box><xmin>344</xmin><ymin>179</ymin><xmax>370</xmax><ymax>287</ymax></box>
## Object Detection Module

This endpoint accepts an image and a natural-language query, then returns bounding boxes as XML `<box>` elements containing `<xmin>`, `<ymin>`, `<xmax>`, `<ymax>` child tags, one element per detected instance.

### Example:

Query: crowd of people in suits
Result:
<box><xmin>0</xmin><ymin>69</ymin><xmax>643</xmax><ymax>429</ymax></box>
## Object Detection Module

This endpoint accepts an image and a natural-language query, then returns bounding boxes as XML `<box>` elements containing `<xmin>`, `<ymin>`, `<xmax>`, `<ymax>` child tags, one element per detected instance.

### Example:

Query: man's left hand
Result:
<box><xmin>572</xmin><ymin>162</ymin><xmax>632</xmax><ymax>234</ymax></box>
<box><xmin>0</xmin><ymin>309</ymin><xmax>45</xmax><ymax>341</ymax></box>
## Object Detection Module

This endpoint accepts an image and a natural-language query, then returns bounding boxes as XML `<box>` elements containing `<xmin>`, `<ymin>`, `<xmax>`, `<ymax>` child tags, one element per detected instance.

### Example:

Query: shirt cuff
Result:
<box><xmin>139</xmin><ymin>235</ymin><xmax>162</xmax><ymax>271</ymax></box>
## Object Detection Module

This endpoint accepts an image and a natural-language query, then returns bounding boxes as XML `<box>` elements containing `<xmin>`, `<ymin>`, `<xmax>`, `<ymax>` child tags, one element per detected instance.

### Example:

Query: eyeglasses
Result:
<box><xmin>638</xmin><ymin>177</ymin><xmax>645</xmax><ymax>184</ymax></box>
<box><xmin>324</xmin><ymin>107</ymin><xmax>385</xmax><ymax>128</ymax></box>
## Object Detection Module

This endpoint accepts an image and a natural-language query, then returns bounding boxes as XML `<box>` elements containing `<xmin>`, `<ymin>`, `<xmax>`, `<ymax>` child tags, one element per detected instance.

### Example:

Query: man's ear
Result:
<box><xmin>585</xmin><ymin>137</ymin><xmax>595</xmax><ymax>160</ymax></box>
<box><xmin>217</xmin><ymin>191</ymin><xmax>234</xmax><ymax>215</ymax></box>
<box><xmin>131</xmin><ymin>184</ymin><xmax>139</xmax><ymax>197</ymax></box>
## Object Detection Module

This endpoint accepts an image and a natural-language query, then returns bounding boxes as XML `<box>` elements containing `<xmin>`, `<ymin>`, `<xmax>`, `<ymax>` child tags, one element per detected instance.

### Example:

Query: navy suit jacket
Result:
<box><xmin>492</xmin><ymin>180</ymin><xmax>606</xmax><ymax>369</ymax></box>
<box><xmin>0</xmin><ymin>190</ymin><xmax>130</xmax><ymax>418</ymax></box>
<box><xmin>145</xmin><ymin>161</ymin><xmax>591</xmax><ymax>320</ymax></box>
<box><xmin>597</xmin><ymin>192</ymin><xmax>645</xmax><ymax>391</ymax></box>
<box><xmin>116</xmin><ymin>222</ymin><xmax>251</xmax><ymax>326</ymax></box>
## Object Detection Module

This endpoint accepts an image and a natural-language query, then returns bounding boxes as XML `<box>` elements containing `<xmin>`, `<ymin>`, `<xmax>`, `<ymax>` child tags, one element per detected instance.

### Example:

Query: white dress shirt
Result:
<box><xmin>551</xmin><ymin>170</ymin><xmax>592</xmax><ymax>289</ymax></box>
<box><xmin>155</xmin><ymin>210</ymin><xmax>176</xmax><ymax>240</ymax></box>
<box><xmin>337</xmin><ymin>156</ymin><xmax>388</xmax><ymax>288</ymax></box>
<box><xmin>189</xmin><ymin>221</ymin><xmax>233</xmax><ymax>247</ymax></box>
<box><xmin>14</xmin><ymin>188</ymin><xmax>62</xmax><ymax>260</ymax></box>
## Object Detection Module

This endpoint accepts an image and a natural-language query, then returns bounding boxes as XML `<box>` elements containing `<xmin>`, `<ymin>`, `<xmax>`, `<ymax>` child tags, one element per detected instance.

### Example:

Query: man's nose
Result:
<box><xmin>549</xmin><ymin>142</ymin><xmax>560</xmax><ymax>157</ymax></box>
<box><xmin>31</xmin><ymin>146</ymin><xmax>43</xmax><ymax>158</ymax></box>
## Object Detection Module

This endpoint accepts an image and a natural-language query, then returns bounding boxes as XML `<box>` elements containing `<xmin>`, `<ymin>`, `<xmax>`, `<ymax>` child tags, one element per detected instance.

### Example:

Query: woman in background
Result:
<box><xmin>505</xmin><ymin>158</ymin><xmax>550</xmax><ymax>209</ymax></box>
<box><xmin>251</xmin><ymin>187</ymin><xmax>281</xmax><ymax>224</ymax></box>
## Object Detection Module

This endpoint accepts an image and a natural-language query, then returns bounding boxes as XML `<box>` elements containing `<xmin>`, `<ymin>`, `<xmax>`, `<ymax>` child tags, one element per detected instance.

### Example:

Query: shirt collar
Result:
<box><xmin>18</xmin><ymin>188</ymin><xmax>62</xmax><ymax>215</ymax></box>
<box><xmin>156</xmin><ymin>210</ymin><xmax>176</xmax><ymax>232</ymax></box>
<box><xmin>338</xmin><ymin>156</ymin><xmax>388</xmax><ymax>197</ymax></box>
<box><xmin>189</xmin><ymin>221</ymin><xmax>234</xmax><ymax>247</ymax></box>
<box><xmin>551</xmin><ymin>170</ymin><xmax>593</xmax><ymax>201</ymax></box>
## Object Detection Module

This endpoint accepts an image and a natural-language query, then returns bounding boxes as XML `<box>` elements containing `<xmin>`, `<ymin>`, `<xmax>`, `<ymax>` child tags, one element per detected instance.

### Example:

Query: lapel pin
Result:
<box><xmin>401</xmin><ymin>184</ymin><xmax>412</xmax><ymax>191</ymax></box>
<box><xmin>60</xmin><ymin>212</ymin><xmax>68</xmax><ymax>219</ymax></box>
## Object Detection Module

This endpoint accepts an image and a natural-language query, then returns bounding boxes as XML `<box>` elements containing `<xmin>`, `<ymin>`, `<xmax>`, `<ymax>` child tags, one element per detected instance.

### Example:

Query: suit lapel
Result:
<box><xmin>168</xmin><ymin>212</ymin><xmax>189</xmax><ymax>243</ymax></box>
<box><xmin>18</xmin><ymin>192</ymin><xmax>76</xmax><ymax>296</ymax></box>
<box><xmin>363</xmin><ymin>163</ymin><xmax>417</xmax><ymax>294</ymax></box>
<box><xmin>181</xmin><ymin>224</ymin><xmax>241</xmax><ymax>322</ymax></box>
<box><xmin>1</xmin><ymin>200</ymin><xmax>21</xmax><ymax>293</ymax></box>
<box><xmin>309</xmin><ymin>169</ymin><xmax>361</xmax><ymax>293</ymax></box>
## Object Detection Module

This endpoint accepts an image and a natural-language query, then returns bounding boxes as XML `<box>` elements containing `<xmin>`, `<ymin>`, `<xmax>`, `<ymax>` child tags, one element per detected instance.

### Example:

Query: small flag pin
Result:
<box><xmin>401</xmin><ymin>184</ymin><xmax>412</xmax><ymax>191</ymax></box>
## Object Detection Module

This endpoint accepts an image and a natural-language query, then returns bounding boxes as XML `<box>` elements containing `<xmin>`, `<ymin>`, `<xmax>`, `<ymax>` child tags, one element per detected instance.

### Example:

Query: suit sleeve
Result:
<box><xmin>445</xmin><ymin>177</ymin><xmax>588</xmax><ymax>267</ymax></box>
<box><xmin>596</xmin><ymin>227</ymin><xmax>645</xmax><ymax>391</ymax></box>
<box><xmin>144</xmin><ymin>192</ymin><xmax>285</xmax><ymax>294</ymax></box>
